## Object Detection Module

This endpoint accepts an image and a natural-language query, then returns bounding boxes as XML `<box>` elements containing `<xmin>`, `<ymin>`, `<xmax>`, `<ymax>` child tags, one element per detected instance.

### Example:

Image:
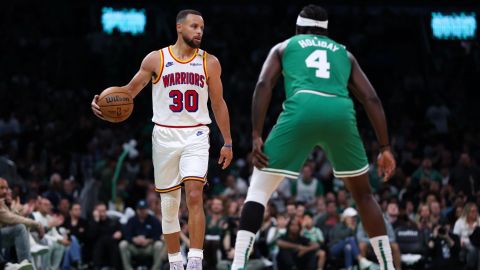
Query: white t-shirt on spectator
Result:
<box><xmin>453</xmin><ymin>217</ymin><xmax>480</xmax><ymax>245</ymax></box>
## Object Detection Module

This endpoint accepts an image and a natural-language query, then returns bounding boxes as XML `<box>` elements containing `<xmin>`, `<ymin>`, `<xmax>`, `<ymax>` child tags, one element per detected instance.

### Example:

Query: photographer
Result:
<box><xmin>427</xmin><ymin>224</ymin><xmax>460</xmax><ymax>270</ymax></box>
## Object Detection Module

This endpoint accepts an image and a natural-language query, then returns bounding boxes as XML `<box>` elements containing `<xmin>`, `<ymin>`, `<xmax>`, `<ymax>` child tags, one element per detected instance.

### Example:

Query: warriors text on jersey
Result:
<box><xmin>152</xmin><ymin>46</ymin><xmax>211</xmax><ymax>127</ymax></box>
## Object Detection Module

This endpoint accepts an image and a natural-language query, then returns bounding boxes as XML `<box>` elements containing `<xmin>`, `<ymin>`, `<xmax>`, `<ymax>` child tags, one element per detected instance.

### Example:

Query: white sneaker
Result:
<box><xmin>359</xmin><ymin>257</ymin><xmax>374</xmax><ymax>270</ymax></box>
<box><xmin>170</xmin><ymin>261</ymin><xmax>184</xmax><ymax>270</ymax></box>
<box><xmin>30</xmin><ymin>242</ymin><xmax>49</xmax><ymax>256</ymax></box>
<box><xmin>5</xmin><ymin>260</ymin><xmax>34</xmax><ymax>270</ymax></box>
<box><xmin>186</xmin><ymin>257</ymin><xmax>202</xmax><ymax>270</ymax></box>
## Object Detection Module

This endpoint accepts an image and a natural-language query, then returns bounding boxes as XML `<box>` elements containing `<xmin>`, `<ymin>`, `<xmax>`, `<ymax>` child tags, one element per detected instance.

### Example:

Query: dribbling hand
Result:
<box><xmin>91</xmin><ymin>95</ymin><xmax>105</xmax><ymax>120</ymax></box>
<box><xmin>252</xmin><ymin>136</ymin><xmax>268</xmax><ymax>169</ymax></box>
<box><xmin>377</xmin><ymin>149</ymin><xmax>396</xmax><ymax>181</ymax></box>
<box><xmin>218</xmin><ymin>145</ymin><xmax>233</xmax><ymax>169</ymax></box>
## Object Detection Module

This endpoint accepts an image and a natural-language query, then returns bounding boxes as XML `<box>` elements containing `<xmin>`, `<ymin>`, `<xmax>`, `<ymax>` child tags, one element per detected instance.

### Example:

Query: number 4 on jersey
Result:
<box><xmin>305</xmin><ymin>50</ymin><xmax>330</xmax><ymax>79</ymax></box>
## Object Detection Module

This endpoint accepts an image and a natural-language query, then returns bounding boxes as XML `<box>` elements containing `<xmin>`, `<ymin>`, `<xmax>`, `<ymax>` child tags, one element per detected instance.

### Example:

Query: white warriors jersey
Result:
<box><xmin>151</xmin><ymin>46</ymin><xmax>211</xmax><ymax>126</ymax></box>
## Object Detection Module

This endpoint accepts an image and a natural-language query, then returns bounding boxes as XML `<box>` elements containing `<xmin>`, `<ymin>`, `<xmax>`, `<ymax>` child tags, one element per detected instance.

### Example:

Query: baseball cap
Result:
<box><xmin>136</xmin><ymin>200</ymin><xmax>148</xmax><ymax>209</ymax></box>
<box><xmin>342</xmin><ymin>207</ymin><xmax>358</xmax><ymax>218</ymax></box>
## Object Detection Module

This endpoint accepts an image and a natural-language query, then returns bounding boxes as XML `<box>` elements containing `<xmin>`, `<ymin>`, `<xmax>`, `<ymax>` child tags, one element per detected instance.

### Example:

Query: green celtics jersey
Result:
<box><xmin>282</xmin><ymin>34</ymin><xmax>351</xmax><ymax>98</ymax></box>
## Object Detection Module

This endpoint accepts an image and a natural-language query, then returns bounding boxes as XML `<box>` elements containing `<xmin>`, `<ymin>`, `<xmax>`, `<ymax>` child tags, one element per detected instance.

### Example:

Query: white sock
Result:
<box><xmin>188</xmin><ymin>248</ymin><xmax>203</xmax><ymax>260</ymax></box>
<box><xmin>168</xmin><ymin>252</ymin><xmax>183</xmax><ymax>263</ymax></box>
<box><xmin>370</xmin><ymin>235</ymin><xmax>395</xmax><ymax>270</ymax></box>
<box><xmin>231</xmin><ymin>230</ymin><xmax>255</xmax><ymax>270</ymax></box>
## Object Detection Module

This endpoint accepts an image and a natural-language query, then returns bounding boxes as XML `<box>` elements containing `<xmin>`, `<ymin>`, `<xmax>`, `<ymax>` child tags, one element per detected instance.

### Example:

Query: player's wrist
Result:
<box><xmin>252</xmin><ymin>131</ymin><xmax>262</xmax><ymax>139</ymax></box>
<box><xmin>379</xmin><ymin>144</ymin><xmax>391</xmax><ymax>153</ymax></box>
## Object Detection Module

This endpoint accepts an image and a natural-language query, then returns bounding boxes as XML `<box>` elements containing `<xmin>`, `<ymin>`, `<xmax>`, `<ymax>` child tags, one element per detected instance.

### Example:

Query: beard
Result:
<box><xmin>182</xmin><ymin>34</ymin><xmax>201</xmax><ymax>48</ymax></box>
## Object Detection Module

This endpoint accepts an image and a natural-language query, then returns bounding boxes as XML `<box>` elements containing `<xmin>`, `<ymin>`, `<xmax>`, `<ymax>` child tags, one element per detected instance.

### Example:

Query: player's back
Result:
<box><xmin>282</xmin><ymin>34</ymin><xmax>351</xmax><ymax>99</ymax></box>
<box><xmin>152</xmin><ymin>46</ymin><xmax>211</xmax><ymax>127</ymax></box>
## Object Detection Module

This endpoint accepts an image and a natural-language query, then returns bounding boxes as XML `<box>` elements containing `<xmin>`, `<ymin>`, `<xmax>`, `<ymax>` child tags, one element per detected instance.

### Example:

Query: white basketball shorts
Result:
<box><xmin>152</xmin><ymin>124</ymin><xmax>210</xmax><ymax>193</ymax></box>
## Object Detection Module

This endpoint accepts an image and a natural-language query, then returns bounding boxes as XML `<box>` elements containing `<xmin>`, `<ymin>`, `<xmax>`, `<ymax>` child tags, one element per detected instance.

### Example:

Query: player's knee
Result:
<box><xmin>186</xmin><ymin>189</ymin><xmax>203</xmax><ymax>208</ymax></box>
<box><xmin>245</xmin><ymin>189</ymin><xmax>269</xmax><ymax>207</ymax></box>
<box><xmin>161</xmin><ymin>192</ymin><xmax>181</xmax><ymax>234</ymax></box>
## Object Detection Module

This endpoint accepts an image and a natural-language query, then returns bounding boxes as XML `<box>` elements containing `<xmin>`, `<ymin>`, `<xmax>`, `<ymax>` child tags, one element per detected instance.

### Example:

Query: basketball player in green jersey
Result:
<box><xmin>232</xmin><ymin>4</ymin><xmax>396</xmax><ymax>270</ymax></box>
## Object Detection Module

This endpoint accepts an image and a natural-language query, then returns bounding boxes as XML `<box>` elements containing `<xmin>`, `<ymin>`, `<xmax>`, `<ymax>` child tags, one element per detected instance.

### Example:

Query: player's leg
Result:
<box><xmin>179</xmin><ymin>126</ymin><xmax>210</xmax><ymax>270</ymax></box>
<box><xmin>231</xmin><ymin>168</ymin><xmax>285</xmax><ymax>270</ymax></box>
<box><xmin>160</xmin><ymin>189</ymin><xmax>183</xmax><ymax>268</ymax></box>
<box><xmin>152</xmin><ymin>125</ymin><xmax>184</xmax><ymax>269</ymax></box>
<box><xmin>232</xmin><ymin>115</ymin><xmax>313</xmax><ymax>270</ymax></box>
<box><xmin>343</xmin><ymin>173</ymin><xmax>394</xmax><ymax>270</ymax></box>
<box><xmin>184</xmin><ymin>180</ymin><xmax>206</xmax><ymax>267</ymax></box>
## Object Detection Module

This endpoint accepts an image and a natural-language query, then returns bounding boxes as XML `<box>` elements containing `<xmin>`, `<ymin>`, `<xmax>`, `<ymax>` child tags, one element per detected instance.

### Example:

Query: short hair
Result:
<box><xmin>297</xmin><ymin>4</ymin><xmax>328</xmax><ymax>35</ymax></box>
<box><xmin>176</xmin><ymin>9</ymin><xmax>202</xmax><ymax>23</ymax></box>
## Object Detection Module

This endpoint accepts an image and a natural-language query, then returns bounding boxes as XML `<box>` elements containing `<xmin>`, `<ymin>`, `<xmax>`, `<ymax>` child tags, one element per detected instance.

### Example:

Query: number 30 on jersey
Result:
<box><xmin>305</xmin><ymin>49</ymin><xmax>330</xmax><ymax>79</ymax></box>
<box><xmin>169</xmin><ymin>90</ymin><xmax>199</xmax><ymax>112</ymax></box>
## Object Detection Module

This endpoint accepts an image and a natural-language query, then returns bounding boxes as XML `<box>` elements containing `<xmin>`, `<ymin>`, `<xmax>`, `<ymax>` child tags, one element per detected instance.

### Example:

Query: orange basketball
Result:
<box><xmin>97</xmin><ymin>87</ymin><xmax>134</xmax><ymax>123</ymax></box>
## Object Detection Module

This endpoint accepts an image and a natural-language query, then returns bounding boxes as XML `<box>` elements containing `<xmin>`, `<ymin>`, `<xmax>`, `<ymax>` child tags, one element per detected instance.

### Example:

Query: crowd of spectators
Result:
<box><xmin>1</xmin><ymin>1</ymin><xmax>480</xmax><ymax>270</ymax></box>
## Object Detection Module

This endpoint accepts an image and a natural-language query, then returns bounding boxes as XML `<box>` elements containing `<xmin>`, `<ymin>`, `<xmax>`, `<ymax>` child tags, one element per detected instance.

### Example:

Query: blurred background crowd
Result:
<box><xmin>0</xmin><ymin>1</ymin><xmax>479</xmax><ymax>270</ymax></box>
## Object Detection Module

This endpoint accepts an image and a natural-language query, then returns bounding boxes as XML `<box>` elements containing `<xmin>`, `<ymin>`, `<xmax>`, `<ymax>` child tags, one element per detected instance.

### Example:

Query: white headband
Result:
<box><xmin>296</xmin><ymin>16</ymin><xmax>328</xmax><ymax>29</ymax></box>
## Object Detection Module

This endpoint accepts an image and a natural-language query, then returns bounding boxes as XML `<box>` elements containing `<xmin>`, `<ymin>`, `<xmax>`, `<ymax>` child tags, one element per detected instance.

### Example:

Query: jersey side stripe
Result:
<box><xmin>203</xmin><ymin>51</ymin><xmax>209</xmax><ymax>80</ymax></box>
<box><xmin>152</xmin><ymin>49</ymin><xmax>164</xmax><ymax>84</ymax></box>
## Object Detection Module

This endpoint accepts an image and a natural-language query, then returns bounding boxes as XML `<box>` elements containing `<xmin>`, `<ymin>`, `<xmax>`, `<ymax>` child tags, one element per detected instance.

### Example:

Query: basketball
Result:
<box><xmin>97</xmin><ymin>87</ymin><xmax>134</xmax><ymax>123</ymax></box>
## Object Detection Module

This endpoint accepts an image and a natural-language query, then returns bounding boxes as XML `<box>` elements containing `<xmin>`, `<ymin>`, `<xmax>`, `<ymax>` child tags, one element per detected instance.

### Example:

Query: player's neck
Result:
<box><xmin>171</xmin><ymin>42</ymin><xmax>197</xmax><ymax>60</ymax></box>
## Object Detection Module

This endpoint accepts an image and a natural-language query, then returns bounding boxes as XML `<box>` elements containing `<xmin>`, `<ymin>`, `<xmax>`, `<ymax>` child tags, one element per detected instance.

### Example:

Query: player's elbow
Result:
<box><xmin>366</xmin><ymin>95</ymin><xmax>381</xmax><ymax>105</ymax></box>
<box><xmin>254</xmin><ymin>80</ymin><xmax>273</xmax><ymax>93</ymax></box>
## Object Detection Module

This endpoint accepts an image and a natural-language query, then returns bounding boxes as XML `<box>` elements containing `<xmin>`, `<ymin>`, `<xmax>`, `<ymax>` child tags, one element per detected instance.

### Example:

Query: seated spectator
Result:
<box><xmin>32</xmin><ymin>197</ymin><xmax>68</xmax><ymax>270</ymax></box>
<box><xmin>62</xmin><ymin>203</ymin><xmax>87</xmax><ymax>270</ymax></box>
<box><xmin>119</xmin><ymin>200</ymin><xmax>163</xmax><ymax>270</ymax></box>
<box><xmin>395</xmin><ymin>218</ymin><xmax>428</xmax><ymax>267</ymax></box>
<box><xmin>312</xmin><ymin>196</ymin><xmax>326</xmax><ymax>217</ymax></box>
<box><xmin>0</xmin><ymin>178</ymin><xmax>44</xmax><ymax>268</ymax></box>
<box><xmin>57</xmin><ymin>198</ymin><xmax>70</xmax><ymax>218</ymax></box>
<box><xmin>416</xmin><ymin>204</ymin><xmax>433</xmax><ymax>231</ymax></box>
<box><xmin>328</xmin><ymin>207</ymin><xmax>374</xmax><ymax>270</ymax></box>
<box><xmin>204</xmin><ymin>197</ymin><xmax>227</xmax><ymax>269</ymax></box>
<box><xmin>266</xmin><ymin>213</ymin><xmax>288</xmax><ymax>268</ymax></box>
<box><xmin>63</xmin><ymin>203</ymin><xmax>87</xmax><ymax>248</ymax></box>
<box><xmin>386</xmin><ymin>201</ymin><xmax>404</xmax><ymax>229</ymax></box>
<box><xmin>357</xmin><ymin>214</ymin><xmax>402</xmax><ymax>270</ymax></box>
<box><xmin>292</xmin><ymin>164</ymin><xmax>324</xmax><ymax>208</ymax></box>
<box><xmin>315</xmin><ymin>200</ymin><xmax>340</xmax><ymax>235</ymax></box>
<box><xmin>42</xmin><ymin>173</ymin><xmax>63</xmax><ymax>211</ymax></box>
<box><xmin>452</xmin><ymin>153</ymin><xmax>480</xmax><ymax>197</ymax></box>
<box><xmin>277</xmin><ymin>218</ymin><xmax>318</xmax><ymax>270</ymax></box>
<box><xmin>285</xmin><ymin>201</ymin><xmax>297</xmax><ymax>220</ymax></box>
<box><xmin>453</xmin><ymin>202</ymin><xmax>480</xmax><ymax>270</ymax></box>
<box><xmin>301</xmin><ymin>212</ymin><xmax>326</xmax><ymax>270</ymax></box>
<box><xmin>411</xmin><ymin>158</ymin><xmax>442</xmax><ymax>188</ymax></box>
<box><xmin>427</xmin><ymin>223</ymin><xmax>460</xmax><ymax>270</ymax></box>
<box><xmin>429</xmin><ymin>200</ymin><xmax>447</xmax><ymax>227</ymax></box>
<box><xmin>87</xmin><ymin>202</ymin><xmax>123</xmax><ymax>269</ymax></box>
<box><xmin>295</xmin><ymin>202</ymin><xmax>306</xmax><ymax>221</ymax></box>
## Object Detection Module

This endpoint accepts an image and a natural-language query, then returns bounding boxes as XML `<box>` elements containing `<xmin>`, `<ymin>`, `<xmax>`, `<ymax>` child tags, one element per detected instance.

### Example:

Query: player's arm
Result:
<box><xmin>207</xmin><ymin>53</ymin><xmax>233</xmax><ymax>169</ymax></box>
<box><xmin>347</xmin><ymin>51</ymin><xmax>395</xmax><ymax>180</ymax></box>
<box><xmin>91</xmin><ymin>51</ymin><xmax>161</xmax><ymax>119</ymax></box>
<box><xmin>251</xmin><ymin>42</ymin><xmax>284</xmax><ymax>168</ymax></box>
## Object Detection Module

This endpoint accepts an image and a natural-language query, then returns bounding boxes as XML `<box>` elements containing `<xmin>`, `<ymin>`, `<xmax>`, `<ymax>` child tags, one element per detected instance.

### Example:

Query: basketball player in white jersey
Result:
<box><xmin>91</xmin><ymin>9</ymin><xmax>233</xmax><ymax>270</ymax></box>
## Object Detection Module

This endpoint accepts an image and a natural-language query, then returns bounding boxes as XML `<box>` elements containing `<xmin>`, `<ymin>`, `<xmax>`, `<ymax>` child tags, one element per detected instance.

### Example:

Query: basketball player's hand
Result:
<box><xmin>219</xmin><ymin>145</ymin><xmax>233</xmax><ymax>169</ymax></box>
<box><xmin>252</xmin><ymin>136</ymin><xmax>268</xmax><ymax>169</ymax></box>
<box><xmin>91</xmin><ymin>95</ymin><xmax>105</xmax><ymax>120</ymax></box>
<box><xmin>377</xmin><ymin>149</ymin><xmax>396</xmax><ymax>181</ymax></box>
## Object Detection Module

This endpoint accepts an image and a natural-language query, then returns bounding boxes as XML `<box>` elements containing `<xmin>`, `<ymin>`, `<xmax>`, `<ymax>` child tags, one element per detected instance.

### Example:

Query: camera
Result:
<box><xmin>438</xmin><ymin>226</ymin><xmax>446</xmax><ymax>235</ymax></box>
